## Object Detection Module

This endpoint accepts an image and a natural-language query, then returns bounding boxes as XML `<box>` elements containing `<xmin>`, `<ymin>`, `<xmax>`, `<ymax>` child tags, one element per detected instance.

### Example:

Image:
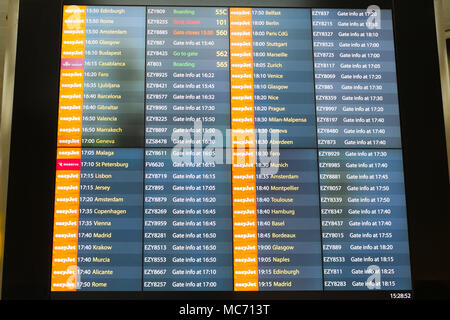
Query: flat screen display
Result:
<box><xmin>51</xmin><ymin>5</ymin><xmax>412</xmax><ymax>294</ymax></box>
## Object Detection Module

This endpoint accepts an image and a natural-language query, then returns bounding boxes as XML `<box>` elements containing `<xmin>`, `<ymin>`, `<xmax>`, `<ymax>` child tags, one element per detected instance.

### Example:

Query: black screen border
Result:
<box><xmin>2</xmin><ymin>0</ymin><xmax>449</xmax><ymax>300</ymax></box>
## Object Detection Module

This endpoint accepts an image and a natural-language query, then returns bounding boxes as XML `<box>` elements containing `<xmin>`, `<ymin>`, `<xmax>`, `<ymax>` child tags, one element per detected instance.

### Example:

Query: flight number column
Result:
<box><xmin>143</xmin><ymin>7</ymin><xmax>233</xmax><ymax>291</ymax></box>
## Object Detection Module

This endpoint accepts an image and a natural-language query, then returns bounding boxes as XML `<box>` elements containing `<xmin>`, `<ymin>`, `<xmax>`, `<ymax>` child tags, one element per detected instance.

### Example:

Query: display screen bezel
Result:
<box><xmin>2</xmin><ymin>0</ymin><xmax>449</xmax><ymax>301</ymax></box>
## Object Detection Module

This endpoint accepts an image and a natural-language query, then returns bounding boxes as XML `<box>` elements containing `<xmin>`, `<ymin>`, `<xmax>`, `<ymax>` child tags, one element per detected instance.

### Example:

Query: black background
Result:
<box><xmin>1</xmin><ymin>0</ymin><xmax>449</xmax><ymax>300</ymax></box>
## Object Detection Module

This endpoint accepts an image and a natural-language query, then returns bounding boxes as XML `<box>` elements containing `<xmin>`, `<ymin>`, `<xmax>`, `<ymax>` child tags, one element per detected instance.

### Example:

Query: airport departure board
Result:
<box><xmin>51</xmin><ymin>5</ymin><xmax>412</xmax><ymax>293</ymax></box>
